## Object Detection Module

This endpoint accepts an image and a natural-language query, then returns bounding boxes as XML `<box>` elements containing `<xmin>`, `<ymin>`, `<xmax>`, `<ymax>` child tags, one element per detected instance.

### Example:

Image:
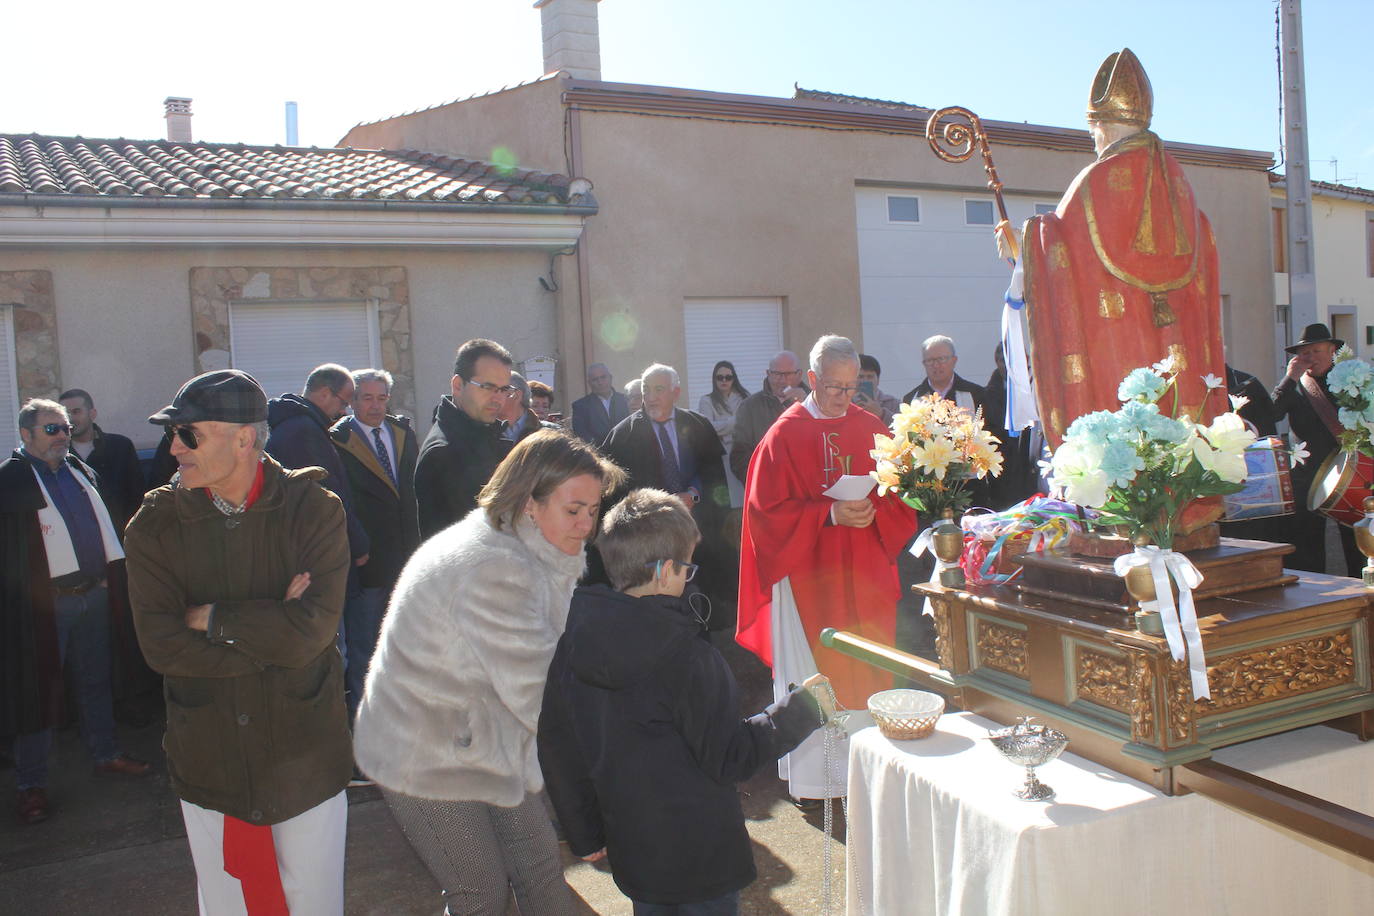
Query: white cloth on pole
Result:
<box><xmin>771</xmin><ymin>576</ymin><xmax>849</xmax><ymax>800</ymax></box>
<box><xmin>180</xmin><ymin>790</ymin><xmax>348</xmax><ymax>916</ymax></box>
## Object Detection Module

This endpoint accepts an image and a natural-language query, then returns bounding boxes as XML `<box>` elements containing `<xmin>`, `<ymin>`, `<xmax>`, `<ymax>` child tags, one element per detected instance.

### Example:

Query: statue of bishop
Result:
<box><xmin>1023</xmin><ymin>48</ymin><xmax>1227</xmax><ymax>448</ymax></box>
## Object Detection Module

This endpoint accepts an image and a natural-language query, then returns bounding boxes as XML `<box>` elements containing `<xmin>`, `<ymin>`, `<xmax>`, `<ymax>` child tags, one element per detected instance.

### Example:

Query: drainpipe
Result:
<box><xmin>569</xmin><ymin>101</ymin><xmax>594</xmax><ymax>381</ymax></box>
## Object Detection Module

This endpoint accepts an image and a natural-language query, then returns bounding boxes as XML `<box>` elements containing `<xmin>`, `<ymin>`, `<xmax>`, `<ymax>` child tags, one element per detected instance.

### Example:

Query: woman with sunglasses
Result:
<box><xmin>354</xmin><ymin>430</ymin><xmax>623</xmax><ymax>915</ymax></box>
<box><xmin>697</xmin><ymin>361</ymin><xmax>750</xmax><ymax>508</ymax></box>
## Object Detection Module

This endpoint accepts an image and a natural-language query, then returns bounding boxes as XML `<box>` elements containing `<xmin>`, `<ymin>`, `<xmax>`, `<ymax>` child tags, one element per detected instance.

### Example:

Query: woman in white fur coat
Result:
<box><xmin>354</xmin><ymin>430</ymin><xmax>623</xmax><ymax>915</ymax></box>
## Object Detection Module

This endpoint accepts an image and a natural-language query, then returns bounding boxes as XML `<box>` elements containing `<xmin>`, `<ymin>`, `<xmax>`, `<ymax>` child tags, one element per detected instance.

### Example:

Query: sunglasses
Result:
<box><xmin>715</xmin><ymin>374</ymin><xmax>735</xmax><ymax>382</ymax></box>
<box><xmin>164</xmin><ymin>425</ymin><xmax>201</xmax><ymax>450</ymax></box>
<box><xmin>41</xmin><ymin>423</ymin><xmax>72</xmax><ymax>436</ymax></box>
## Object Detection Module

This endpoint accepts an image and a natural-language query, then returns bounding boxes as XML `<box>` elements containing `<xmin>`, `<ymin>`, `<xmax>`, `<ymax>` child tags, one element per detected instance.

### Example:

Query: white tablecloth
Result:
<box><xmin>846</xmin><ymin>711</ymin><xmax>1374</xmax><ymax>915</ymax></box>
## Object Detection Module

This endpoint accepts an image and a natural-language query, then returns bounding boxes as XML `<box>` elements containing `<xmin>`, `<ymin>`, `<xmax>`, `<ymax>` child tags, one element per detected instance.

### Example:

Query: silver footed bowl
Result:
<box><xmin>987</xmin><ymin>718</ymin><xmax>1069</xmax><ymax>801</ymax></box>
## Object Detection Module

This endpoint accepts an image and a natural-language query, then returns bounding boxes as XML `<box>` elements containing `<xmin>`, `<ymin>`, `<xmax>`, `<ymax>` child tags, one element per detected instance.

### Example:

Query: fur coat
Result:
<box><xmin>353</xmin><ymin>507</ymin><xmax>585</xmax><ymax>804</ymax></box>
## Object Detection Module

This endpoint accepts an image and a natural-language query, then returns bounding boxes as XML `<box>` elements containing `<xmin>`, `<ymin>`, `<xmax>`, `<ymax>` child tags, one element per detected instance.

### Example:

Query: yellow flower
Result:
<box><xmin>871</xmin><ymin>459</ymin><xmax>903</xmax><ymax>496</ymax></box>
<box><xmin>912</xmin><ymin>437</ymin><xmax>958</xmax><ymax>480</ymax></box>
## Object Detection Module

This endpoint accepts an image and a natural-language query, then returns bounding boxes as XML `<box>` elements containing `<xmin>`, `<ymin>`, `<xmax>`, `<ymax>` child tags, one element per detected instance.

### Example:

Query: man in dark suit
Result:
<box><xmin>331</xmin><ymin>369</ymin><xmax>420</xmax><ymax>725</ymax></box>
<box><xmin>58</xmin><ymin>389</ymin><xmax>147</xmax><ymax>535</ymax></box>
<box><xmin>902</xmin><ymin>334</ymin><xmax>986</xmax><ymax>414</ymax></box>
<box><xmin>600</xmin><ymin>364</ymin><xmax>731</xmax><ymax>625</ymax></box>
<box><xmin>571</xmin><ymin>362</ymin><xmax>630</xmax><ymax>444</ymax></box>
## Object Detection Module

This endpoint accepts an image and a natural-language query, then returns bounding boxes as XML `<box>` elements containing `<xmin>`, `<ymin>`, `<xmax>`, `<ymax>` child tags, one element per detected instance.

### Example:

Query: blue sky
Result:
<box><xmin>4</xmin><ymin>1</ymin><xmax>1369</xmax><ymax>186</ymax></box>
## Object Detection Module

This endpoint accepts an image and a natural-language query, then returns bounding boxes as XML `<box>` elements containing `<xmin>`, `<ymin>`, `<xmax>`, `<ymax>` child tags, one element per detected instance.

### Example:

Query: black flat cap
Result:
<box><xmin>149</xmin><ymin>370</ymin><xmax>268</xmax><ymax>426</ymax></box>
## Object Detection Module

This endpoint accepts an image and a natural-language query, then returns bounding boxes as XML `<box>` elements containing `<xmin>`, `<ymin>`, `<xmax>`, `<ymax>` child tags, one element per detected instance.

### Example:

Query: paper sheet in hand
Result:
<box><xmin>823</xmin><ymin>474</ymin><xmax>876</xmax><ymax>501</ymax></box>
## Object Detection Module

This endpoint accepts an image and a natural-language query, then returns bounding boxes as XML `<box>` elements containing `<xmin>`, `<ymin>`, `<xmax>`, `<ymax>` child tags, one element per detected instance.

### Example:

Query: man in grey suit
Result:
<box><xmin>571</xmin><ymin>362</ymin><xmax>630</xmax><ymax>444</ymax></box>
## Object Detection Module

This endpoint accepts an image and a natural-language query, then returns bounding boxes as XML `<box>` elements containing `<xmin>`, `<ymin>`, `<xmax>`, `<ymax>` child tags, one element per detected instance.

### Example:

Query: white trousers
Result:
<box><xmin>180</xmin><ymin>791</ymin><xmax>348</xmax><ymax>916</ymax></box>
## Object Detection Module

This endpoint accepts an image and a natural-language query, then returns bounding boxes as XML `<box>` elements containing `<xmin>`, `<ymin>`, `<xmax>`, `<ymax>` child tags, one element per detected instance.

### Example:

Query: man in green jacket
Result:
<box><xmin>125</xmin><ymin>369</ymin><xmax>352</xmax><ymax>914</ymax></box>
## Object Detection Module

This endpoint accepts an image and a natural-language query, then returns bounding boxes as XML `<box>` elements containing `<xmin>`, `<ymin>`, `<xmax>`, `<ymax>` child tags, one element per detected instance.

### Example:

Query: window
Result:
<box><xmin>887</xmin><ymin>196</ymin><xmax>920</xmax><ymax>223</ymax></box>
<box><xmin>682</xmin><ymin>298</ymin><xmax>783</xmax><ymax>409</ymax></box>
<box><xmin>0</xmin><ymin>307</ymin><xmax>18</xmax><ymax>453</ymax></box>
<box><xmin>1034</xmin><ymin>202</ymin><xmax>1057</xmax><ymax>215</ymax></box>
<box><xmin>1273</xmin><ymin>206</ymin><xmax>1287</xmax><ymax>273</ymax></box>
<box><xmin>965</xmin><ymin>200</ymin><xmax>995</xmax><ymax>225</ymax></box>
<box><xmin>229</xmin><ymin>299</ymin><xmax>381</xmax><ymax>401</ymax></box>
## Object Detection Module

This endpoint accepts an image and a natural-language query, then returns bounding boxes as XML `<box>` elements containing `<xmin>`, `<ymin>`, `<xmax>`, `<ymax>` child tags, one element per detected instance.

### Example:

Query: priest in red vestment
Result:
<box><xmin>1023</xmin><ymin>48</ymin><xmax>1227</xmax><ymax>451</ymax></box>
<box><xmin>736</xmin><ymin>335</ymin><xmax>916</xmax><ymax>800</ymax></box>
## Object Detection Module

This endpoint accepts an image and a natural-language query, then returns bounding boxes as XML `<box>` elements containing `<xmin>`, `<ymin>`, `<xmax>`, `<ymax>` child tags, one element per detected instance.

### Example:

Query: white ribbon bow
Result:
<box><xmin>1113</xmin><ymin>545</ymin><xmax>1211</xmax><ymax>699</ymax></box>
<box><xmin>910</xmin><ymin>528</ymin><xmax>957</xmax><ymax>618</ymax></box>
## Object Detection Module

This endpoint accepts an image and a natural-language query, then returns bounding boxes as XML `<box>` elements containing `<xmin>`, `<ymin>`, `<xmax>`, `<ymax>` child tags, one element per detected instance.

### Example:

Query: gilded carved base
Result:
<box><xmin>1075</xmin><ymin>647</ymin><xmax>1131</xmax><ymax>713</ymax></box>
<box><xmin>973</xmin><ymin>618</ymin><xmax>1028</xmax><ymax>678</ymax></box>
<box><xmin>930</xmin><ymin>597</ymin><xmax>955</xmax><ymax>672</ymax></box>
<box><xmin>1196</xmin><ymin>631</ymin><xmax>1356</xmax><ymax>715</ymax></box>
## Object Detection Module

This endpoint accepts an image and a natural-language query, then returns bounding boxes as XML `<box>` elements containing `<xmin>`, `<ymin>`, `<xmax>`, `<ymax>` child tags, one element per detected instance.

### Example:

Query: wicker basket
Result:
<box><xmin>867</xmin><ymin>689</ymin><xmax>945</xmax><ymax>740</ymax></box>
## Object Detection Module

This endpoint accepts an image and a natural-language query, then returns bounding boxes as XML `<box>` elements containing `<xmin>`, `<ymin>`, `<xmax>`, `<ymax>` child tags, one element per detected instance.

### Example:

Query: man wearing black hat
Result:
<box><xmin>1272</xmin><ymin>323</ymin><xmax>1362</xmax><ymax>575</ymax></box>
<box><xmin>124</xmin><ymin>369</ymin><xmax>353</xmax><ymax>912</ymax></box>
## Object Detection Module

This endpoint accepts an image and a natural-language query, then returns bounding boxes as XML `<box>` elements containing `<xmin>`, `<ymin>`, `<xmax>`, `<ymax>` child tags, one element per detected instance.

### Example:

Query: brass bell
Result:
<box><xmin>931</xmin><ymin>506</ymin><xmax>966</xmax><ymax>588</ymax></box>
<box><xmin>1354</xmin><ymin>497</ymin><xmax>1374</xmax><ymax>587</ymax></box>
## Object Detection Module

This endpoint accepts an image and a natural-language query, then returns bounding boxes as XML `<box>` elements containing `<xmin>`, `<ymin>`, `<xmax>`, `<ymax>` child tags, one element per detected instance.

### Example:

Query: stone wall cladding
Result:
<box><xmin>189</xmin><ymin>266</ymin><xmax>416</xmax><ymax>419</ymax></box>
<box><xmin>0</xmin><ymin>270</ymin><xmax>61</xmax><ymax>401</ymax></box>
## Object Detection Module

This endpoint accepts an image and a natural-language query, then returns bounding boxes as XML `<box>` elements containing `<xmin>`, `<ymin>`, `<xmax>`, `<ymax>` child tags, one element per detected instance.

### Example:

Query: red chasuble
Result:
<box><xmin>1024</xmin><ymin>130</ymin><xmax>1226</xmax><ymax>450</ymax></box>
<box><xmin>736</xmin><ymin>402</ymin><xmax>916</xmax><ymax>708</ymax></box>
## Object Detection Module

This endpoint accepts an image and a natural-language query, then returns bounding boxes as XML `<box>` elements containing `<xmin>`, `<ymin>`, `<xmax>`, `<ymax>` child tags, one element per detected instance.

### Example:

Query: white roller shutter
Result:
<box><xmin>0</xmin><ymin>307</ymin><xmax>18</xmax><ymax>453</ymax></box>
<box><xmin>229</xmin><ymin>300</ymin><xmax>381</xmax><ymax>400</ymax></box>
<box><xmin>683</xmin><ymin>298</ymin><xmax>783</xmax><ymax>409</ymax></box>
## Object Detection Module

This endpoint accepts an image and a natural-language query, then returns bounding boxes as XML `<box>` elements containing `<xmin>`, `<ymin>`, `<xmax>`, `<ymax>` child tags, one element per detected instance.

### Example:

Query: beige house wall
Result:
<box><xmin>342</xmin><ymin>83</ymin><xmax>1276</xmax><ymax>400</ymax></box>
<box><xmin>1272</xmin><ymin>187</ymin><xmax>1374</xmax><ymax>361</ymax></box>
<box><xmin>342</xmin><ymin>78</ymin><xmax>569</xmax><ymax>176</ymax></box>
<box><xmin>0</xmin><ymin>247</ymin><xmax>559</xmax><ymax>448</ymax></box>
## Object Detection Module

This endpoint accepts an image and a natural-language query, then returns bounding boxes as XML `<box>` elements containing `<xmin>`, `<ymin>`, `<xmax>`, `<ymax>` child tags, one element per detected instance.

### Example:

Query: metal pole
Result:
<box><xmin>1282</xmin><ymin>0</ymin><xmax>1318</xmax><ymax>333</ymax></box>
<box><xmin>285</xmin><ymin>102</ymin><xmax>299</xmax><ymax>147</ymax></box>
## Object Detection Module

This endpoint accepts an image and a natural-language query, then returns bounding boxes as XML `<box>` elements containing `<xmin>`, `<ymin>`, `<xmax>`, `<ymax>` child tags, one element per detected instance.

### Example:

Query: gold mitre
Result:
<box><xmin>1086</xmin><ymin>48</ymin><xmax>1153</xmax><ymax>127</ymax></box>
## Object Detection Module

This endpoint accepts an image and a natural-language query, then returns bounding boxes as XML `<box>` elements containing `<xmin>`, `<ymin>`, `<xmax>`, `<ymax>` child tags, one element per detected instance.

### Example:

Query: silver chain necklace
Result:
<box><xmin>209</xmin><ymin>490</ymin><xmax>249</xmax><ymax>528</ymax></box>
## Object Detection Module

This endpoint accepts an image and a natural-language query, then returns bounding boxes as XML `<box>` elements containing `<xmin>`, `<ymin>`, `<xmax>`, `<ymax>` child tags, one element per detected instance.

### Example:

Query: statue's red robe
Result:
<box><xmin>735</xmin><ymin>402</ymin><xmax>915</xmax><ymax>708</ymax></box>
<box><xmin>1024</xmin><ymin>130</ymin><xmax>1227</xmax><ymax>450</ymax></box>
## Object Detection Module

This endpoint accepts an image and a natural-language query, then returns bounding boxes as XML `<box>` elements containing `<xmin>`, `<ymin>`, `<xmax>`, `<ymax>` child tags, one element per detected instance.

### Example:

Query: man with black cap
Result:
<box><xmin>124</xmin><ymin>369</ymin><xmax>353</xmax><ymax>913</ymax></box>
<box><xmin>1272</xmin><ymin>323</ymin><xmax>1362</xmax><ymax>575</ymax></box>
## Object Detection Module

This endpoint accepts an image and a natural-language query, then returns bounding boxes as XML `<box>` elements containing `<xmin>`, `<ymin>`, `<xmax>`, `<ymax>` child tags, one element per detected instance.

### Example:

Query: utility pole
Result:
<box><xmin>1281</xmin><ymin>0</ymin><xmax>1318</xmax><ymax>333</ymax></box>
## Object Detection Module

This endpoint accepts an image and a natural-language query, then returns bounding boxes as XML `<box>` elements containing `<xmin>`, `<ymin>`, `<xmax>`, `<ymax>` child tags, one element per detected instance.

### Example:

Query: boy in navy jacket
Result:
<box><xmin>538</xmin><ymin>488</ymin><xmax>826</xmax><ymax>913</ymax></box>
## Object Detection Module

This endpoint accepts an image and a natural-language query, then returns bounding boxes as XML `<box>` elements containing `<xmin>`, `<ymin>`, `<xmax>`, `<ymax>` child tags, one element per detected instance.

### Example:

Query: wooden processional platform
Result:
<box><xmin>823</xmin><ymin>537</ymin><xmax>1374</xmax><ymax>858</ymax></box>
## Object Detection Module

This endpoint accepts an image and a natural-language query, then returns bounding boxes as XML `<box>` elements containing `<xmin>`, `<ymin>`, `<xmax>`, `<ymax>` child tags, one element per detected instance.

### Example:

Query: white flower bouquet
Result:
<box><xmin>870</xmin><ymin>394</ymin><xmax>1003</xmax><ymax>517</ymax></box>
<box><xmin>1046</xmin><ymin>357</ymin><xmax>1259</xmax><ymax>549</ymax></box>
<box><xmin>1326</xmin><ymin>349</ymin><xmax>1374</xmax><ymax>457</ymax></box>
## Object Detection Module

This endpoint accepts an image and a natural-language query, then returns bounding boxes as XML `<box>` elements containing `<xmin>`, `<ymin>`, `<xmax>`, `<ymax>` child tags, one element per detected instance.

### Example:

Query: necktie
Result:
<box><xmin>372</xmin><ymin>426</ymin><xmax>396</xmax><ymax>485</ymax></box>
<box><xmin>656</xmin><ymin>421</ymin><xmax>683</xmax><ymax>494</ymax></box>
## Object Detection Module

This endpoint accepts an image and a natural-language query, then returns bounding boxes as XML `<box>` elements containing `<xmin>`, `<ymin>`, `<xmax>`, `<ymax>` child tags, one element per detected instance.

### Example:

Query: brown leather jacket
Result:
<box><xmin>124</xmin><ymin>456</ymin><xmax>352</xmax><ymax>825</ymax></box>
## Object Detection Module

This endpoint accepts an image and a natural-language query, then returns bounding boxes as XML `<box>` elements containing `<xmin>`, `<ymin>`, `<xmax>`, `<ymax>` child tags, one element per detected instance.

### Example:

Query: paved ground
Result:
<box><xmin>0</xmin><ymin>634</ymin><xmax>852</xmax><ymax>915</ymax></box>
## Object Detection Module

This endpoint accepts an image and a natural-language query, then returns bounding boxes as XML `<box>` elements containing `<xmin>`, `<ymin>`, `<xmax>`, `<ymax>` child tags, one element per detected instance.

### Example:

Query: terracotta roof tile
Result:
<box><xmin>0</xmin><ymin>134</ymin><xmax>585</xmax><ymax>208</ymax></box>
<box><xmin>793</xmin><ymin>85</ymin><xmax>930</xmax><ymax>114</ymax></box>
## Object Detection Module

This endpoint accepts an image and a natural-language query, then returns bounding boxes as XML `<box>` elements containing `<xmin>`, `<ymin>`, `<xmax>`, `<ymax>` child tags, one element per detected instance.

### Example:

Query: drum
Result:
<box><xmin>1310</xmin><ymin>449</ymin><xmax>1374</xmax><ymax>526</ymax></box>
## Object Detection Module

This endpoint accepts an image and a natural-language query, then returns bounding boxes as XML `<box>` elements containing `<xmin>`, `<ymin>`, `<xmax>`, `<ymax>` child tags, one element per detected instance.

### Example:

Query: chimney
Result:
<box><xmin>534</xmin><ymin>0</ymin><xmax>601</xmax><ymax>80</ymax></box>
<box><xmin>285</xmin><ymin>101</ymin><xmax>299</xmax><ymax>146</ymax></box>
<box><xmin>164</xmin><ymin>97</ymin><xmax>193</xmax><ymax>143</ymax></box>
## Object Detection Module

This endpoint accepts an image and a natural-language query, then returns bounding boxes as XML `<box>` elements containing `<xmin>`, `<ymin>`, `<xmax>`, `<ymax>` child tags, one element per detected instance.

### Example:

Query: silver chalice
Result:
<box><xmin>987</xmin><ymin>717</ymin><xmax>1069</xmax><ymax>801</ymax></box>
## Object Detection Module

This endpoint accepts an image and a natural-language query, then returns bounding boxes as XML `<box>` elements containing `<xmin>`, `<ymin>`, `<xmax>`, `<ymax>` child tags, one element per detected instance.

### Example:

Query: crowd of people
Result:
<box><xmin>0</xmin><ymin>319</ymin><xmax>1345</xmax><ymax>914</ymax></box>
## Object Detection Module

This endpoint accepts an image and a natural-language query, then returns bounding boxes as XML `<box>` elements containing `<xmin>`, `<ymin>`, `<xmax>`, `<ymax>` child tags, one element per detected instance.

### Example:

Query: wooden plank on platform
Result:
<box><xmin>1175</xmin><ymin>758</ymin><xmax>1374</xmax><ymax>862</ymax></box>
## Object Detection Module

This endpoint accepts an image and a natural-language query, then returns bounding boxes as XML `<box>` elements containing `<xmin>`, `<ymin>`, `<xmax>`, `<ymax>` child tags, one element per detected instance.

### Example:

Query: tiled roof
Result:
<box><xmin>793</xmin><ymin>85</ymin><xmax>929</xmax><ymax>114</ymax></box>
<box><xmin>0</xmin><ymin>134</ymin><xmax>584</xmax><ymax>207</ymax></box>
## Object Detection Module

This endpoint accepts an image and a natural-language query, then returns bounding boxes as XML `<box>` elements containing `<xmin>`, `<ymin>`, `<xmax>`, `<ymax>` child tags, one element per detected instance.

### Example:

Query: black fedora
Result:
<box><xmin>1285</xmin><ymin>322</ymin><xmax>1344</xmax><ymax>354</ymax></box>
